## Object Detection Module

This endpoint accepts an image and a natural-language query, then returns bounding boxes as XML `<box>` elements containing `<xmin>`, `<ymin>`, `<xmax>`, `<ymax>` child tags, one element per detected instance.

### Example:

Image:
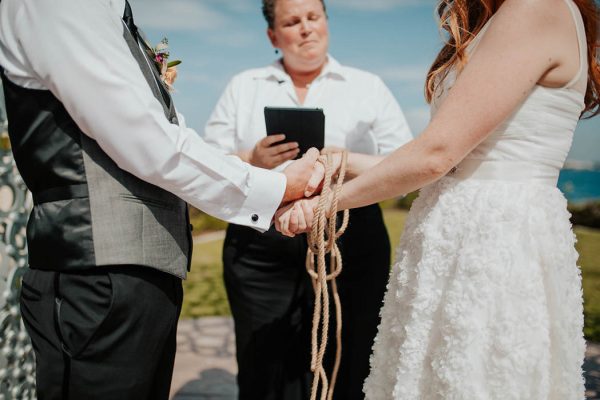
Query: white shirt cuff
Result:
<box><xmin>228</xmin><ymin>167</ymin><xmax>286</xmax><ymax>232</ymax></box>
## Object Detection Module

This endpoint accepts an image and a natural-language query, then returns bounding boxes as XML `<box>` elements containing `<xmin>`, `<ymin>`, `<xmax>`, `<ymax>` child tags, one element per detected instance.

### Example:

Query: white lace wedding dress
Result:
<box><xmin>363</xmin><ymin>1</ymin><xmax>587</xmax><ymax>399</ymax></box>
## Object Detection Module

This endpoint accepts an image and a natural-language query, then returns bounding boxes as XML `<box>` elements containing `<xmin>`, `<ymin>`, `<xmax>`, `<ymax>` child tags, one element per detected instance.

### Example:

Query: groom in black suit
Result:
<box><xmin>0</xmin><ymin>0</ymin><xmax>322</xmax><ymax>398</ymax></box>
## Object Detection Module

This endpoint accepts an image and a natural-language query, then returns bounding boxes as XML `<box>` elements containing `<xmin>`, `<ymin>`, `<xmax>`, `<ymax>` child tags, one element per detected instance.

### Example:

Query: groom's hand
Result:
<box><xmin>281</xmin><ymin>148</ymin><xmax>324</xmax><ymax>204</ymax></box>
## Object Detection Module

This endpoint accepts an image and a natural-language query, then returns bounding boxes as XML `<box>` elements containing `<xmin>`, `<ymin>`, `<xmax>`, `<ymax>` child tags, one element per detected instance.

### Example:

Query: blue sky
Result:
<box><xmin>130</xmin><ymin>0</ymin><xmax>600</xmax><ymax>162</ymax></box>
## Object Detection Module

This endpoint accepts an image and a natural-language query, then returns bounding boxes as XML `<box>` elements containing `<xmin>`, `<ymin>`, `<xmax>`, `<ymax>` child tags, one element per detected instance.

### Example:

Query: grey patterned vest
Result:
<box><xmin>0</xmin><ymin>3</ymin><xmax>192</xmax><ymax>278</ymax></box>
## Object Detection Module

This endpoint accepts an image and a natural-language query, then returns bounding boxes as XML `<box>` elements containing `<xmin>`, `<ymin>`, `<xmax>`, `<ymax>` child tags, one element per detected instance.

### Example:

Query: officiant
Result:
<box><xmin>203</xmin><ymin>0</ymin><xmax>412</xmax><ymax>398</ymax></box>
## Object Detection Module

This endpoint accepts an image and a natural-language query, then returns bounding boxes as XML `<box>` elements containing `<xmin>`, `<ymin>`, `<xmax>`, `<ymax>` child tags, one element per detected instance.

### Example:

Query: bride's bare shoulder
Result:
<box><xmin>495</xmin><ymin>0</ymin><xmax>578</xmax><ymax>30</ymax></box>
<box><xmin>489</xmin><ymin>0</ymin><xmax>581</xmax><ymax>82</ymax></box>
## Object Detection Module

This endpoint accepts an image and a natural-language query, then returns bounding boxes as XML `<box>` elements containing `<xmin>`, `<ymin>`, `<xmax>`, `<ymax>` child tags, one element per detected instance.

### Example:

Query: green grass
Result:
<box><xmin>189</xmin><ymin>207</ymin><xmax>228</xmax><ymax>233</ymax></box>
<box><xmin>382</xmin><ymin>209</ymin><xmax>408</xmax><ymax>263</ymax></box>
<box><xmin>182</xmin><ymin>209</ymin><xmax>600</xmax><ymax>341</ymax></box>
<box><xmin>181</xmin><ymin>240</ymin><xmax>230</xmax><ymax>318</ymax></box>
<box><xmin>576</xmin><ymin>226</ymin><xmax>600</xmax><ymax>341</ymax></box>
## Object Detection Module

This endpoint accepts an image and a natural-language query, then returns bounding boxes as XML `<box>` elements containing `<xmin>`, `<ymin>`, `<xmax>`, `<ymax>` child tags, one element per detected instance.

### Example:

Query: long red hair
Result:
<box><xmin>425</xmin><ymin>0</ymin><xmax>600</xmax><ymax>119</ymax></box>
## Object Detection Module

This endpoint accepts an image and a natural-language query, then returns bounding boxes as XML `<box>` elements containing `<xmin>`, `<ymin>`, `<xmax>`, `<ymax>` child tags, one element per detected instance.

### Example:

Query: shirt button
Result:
<box><xmin>251</xmin><ymin>214</ymin><xmax>259</xmax><ymax>223</ymax></box>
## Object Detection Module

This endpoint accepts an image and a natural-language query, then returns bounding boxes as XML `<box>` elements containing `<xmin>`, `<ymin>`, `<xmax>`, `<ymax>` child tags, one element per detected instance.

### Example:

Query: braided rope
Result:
<box><xmin>306</xmin><ymin>151</ymin><xmax>349</xmax><ymax>400</ymax></box>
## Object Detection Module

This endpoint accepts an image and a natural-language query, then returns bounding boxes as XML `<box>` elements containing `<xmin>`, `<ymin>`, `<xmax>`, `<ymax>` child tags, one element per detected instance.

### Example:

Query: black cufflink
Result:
<box><xmin>251</xmin><ymin>214</ymin><xmax>259</xmax><ymax>222</ymax></box>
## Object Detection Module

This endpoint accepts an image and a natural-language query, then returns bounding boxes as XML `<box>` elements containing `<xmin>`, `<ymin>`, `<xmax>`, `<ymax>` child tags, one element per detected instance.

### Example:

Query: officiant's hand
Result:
<box><xmin>281</xmin><ymin>148</ymin><xmax>323</xmax><ymax>204</ymax></box>
<box><xmin>249</xmin><ymin>134</ymin><xmax>300</xmax><ymax>169</ymax></box>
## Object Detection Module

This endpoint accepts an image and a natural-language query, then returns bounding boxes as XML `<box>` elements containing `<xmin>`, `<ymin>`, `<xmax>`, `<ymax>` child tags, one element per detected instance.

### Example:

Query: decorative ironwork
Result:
<box><xmin>0</xmin><ymin>81</ymin><xmax>36</xmax><ymax>399</ymax></box>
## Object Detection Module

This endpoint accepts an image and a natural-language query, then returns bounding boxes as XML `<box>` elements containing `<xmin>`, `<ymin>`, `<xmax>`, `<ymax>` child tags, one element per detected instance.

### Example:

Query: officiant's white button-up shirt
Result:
<box><xmin>0</xmin><ymin>0</ymin><xmax>285</xmax><ymax>231</ymax></box>
<box><xmin>204</xmin><ymin>57</ymin><xmax>413</xmax><ymax>166</ymax></box>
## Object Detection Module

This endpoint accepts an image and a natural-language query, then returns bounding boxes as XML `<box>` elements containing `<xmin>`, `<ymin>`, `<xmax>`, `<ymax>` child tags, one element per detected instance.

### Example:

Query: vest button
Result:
<box><xmin>170</xmin><ymin>116</ymin><xmax>178</xmax><ymax>124</ymax></box>
<box><xmin>251</xmin><ymin>214</ymin><xmax>259</xmax><ymax>223</ymax></box>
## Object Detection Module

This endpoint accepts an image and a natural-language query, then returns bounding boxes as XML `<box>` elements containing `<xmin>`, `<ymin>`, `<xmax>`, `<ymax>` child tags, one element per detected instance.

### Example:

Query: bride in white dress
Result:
<box><xmin>275</xmin><ymin>0</ymin><xmax>600</xmax><ymax>398</ymax></box>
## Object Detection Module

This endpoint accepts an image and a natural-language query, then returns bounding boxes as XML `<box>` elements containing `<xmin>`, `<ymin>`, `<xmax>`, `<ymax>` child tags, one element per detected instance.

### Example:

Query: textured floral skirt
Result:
<box><xmin>363</xmin><ymin>177</ymin><xmax>585</xmax><ymax>400</ymax></box>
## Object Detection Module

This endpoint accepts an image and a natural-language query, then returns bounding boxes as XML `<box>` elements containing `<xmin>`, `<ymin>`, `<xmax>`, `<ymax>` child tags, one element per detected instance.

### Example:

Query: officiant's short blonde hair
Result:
<box><xmin>262</xmin><ymin>0</ymin><xmax>328</xmax><ymax>29</ymax></box>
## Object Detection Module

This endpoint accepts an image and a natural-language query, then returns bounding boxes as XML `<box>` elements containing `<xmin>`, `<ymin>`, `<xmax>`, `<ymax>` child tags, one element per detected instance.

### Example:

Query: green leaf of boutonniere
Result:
<box><xmin>167</xmin><ymin>60</ymin><xmax>182</xmax><ymax>68</ymax></box>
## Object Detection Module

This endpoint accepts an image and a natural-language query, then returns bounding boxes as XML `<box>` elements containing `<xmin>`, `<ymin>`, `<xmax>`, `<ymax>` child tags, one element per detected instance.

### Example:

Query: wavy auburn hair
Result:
<box><xmin>425</xmin><ymin>0</ymin><xmax>600</xmax><ymax>119</ymax></box>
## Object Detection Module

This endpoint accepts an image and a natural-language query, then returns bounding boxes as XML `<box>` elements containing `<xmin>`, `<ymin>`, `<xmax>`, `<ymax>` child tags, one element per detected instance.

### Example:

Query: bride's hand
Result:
<box><xmin>321</xmin><ymin>146</ymin><xmax>344</xmax><ymax>154</ymax></box>
<box><xmin>304</xmin><ymin>159</ymin><xmax>325</xmax><ymax>197</ymax></box>
<box><xmin>320</xmin><ymin>148</ymin><xmax>344</xmax><ymax>183</ymax></box>
<box><xmin>274</xmin><ymin>197</ymin><xmax>319</xmax><ymax>237</ymax></box>
<box><xmin>302</xmin><ymin>149</ymin><xmax>344</xmax><ymax>197</ymax></box>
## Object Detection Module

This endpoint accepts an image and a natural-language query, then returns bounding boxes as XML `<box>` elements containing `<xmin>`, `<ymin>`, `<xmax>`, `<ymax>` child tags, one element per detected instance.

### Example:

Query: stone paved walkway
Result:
<box><xmin>586</xmin><ymin>343</ymin><xmax>600</xmax><ymax>399</ymax></box>
<box><xmin>171</xmin><ymin>317</ymin><xmax>237</xmax><ymax>400</ymax></box>
<box><xmin>171</xmin><ymin>317</ymin><xmax>600</xmax><ymax>399</ymax></box>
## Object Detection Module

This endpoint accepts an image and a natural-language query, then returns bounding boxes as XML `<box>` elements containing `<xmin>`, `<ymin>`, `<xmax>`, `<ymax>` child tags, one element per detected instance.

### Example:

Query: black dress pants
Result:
<box><xmin>19</xmin><ymin>265</ymin><xmax>183</xmax><ymax>400</ymax></box>
<box><xmin>223</xmin><ymin>204</ymin><xmax>391</xmax><ymax>400</ymax></box>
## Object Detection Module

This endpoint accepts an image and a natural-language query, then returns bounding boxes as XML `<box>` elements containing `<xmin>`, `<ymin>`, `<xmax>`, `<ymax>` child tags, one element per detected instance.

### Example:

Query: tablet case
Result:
<box><xmin>264</xmin><ymin>107</ymin><xmax>325</xmax><ymax>159</ymax></box>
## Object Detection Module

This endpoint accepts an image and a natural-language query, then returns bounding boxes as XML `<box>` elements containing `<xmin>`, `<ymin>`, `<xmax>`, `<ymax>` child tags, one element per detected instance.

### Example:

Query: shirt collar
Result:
<box><xmin>320</xmin><ymin>56</ymin><xmax>346</xmax><ymax>79</ymax></box>
<box><xmin>254</xmin><ymin>54</ymin><xmax>347</xmax><ymax>82</ymax></box>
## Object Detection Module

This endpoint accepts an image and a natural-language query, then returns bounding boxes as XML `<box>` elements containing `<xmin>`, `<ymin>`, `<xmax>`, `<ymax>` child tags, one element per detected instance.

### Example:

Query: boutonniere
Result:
<box><xmin>153</xmin><ymin>37</ymin><xmax>181</xmax><ymax>92</ymax></box>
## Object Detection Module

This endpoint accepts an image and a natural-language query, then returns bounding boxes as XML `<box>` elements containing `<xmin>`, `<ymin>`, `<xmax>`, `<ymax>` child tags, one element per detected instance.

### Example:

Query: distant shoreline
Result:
<box><xmin>564</xmin><ymin>160</ymin><xmax>600</xmax><ymax>171</ymax></box>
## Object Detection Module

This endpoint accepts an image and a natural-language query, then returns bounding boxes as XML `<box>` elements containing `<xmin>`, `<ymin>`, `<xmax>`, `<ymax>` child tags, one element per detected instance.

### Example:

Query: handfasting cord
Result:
<box><xmin>306</xmin><ymin>151</ymin><xmax>349</xmax><ymax>400</ymax></box>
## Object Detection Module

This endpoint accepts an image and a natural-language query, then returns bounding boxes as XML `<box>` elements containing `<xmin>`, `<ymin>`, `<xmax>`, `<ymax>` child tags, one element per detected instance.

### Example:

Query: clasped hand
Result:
<box><xmin>277</xmin><ymin>148</ymin><xmax>343</xmax><ymax>237</ymax></box>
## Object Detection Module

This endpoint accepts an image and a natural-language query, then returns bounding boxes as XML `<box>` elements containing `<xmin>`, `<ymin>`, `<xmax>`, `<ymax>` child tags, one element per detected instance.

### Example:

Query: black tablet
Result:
<box><xmin>264</xmin><ymin>107</ymin><xmax>325</xmax><ymax>159</ymax></box>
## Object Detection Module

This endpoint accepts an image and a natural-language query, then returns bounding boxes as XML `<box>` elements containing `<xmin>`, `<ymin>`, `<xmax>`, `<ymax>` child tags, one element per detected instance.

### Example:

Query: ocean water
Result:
<box><xmin>558</xmin><ymin>169</ymin><xmax>600</xmax><ymax>203</ymax></box>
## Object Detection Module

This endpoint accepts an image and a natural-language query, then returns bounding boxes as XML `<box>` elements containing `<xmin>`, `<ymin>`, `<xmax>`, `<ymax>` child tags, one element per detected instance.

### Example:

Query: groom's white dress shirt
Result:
<box><xmin>204</xmin><ymin>56</ymin><xmax>413</xmax><ymax>164</ymax></box>
<box><xmin>0</xmin><ymin>0</ymin><xmax>285</xmax><ymax>231</ymax></box>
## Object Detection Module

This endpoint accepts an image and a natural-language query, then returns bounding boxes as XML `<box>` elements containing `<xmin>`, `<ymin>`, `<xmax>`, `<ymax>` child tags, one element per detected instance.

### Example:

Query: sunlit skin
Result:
<box><xmin>236</xmin><ymin>0</ymin><xmax>329</xmax><ymax>168</ymax></box>
<box><xmin>276</xmin><ymin>0</ymin><xmax>585</xmax><ymax>236</ymax></box>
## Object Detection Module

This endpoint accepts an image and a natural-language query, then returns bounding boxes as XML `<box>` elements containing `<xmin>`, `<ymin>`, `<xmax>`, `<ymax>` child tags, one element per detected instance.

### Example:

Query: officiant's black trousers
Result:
<box><xmin>224</xmin><ymin>204</ymin><xmax>391</xmax><ymax>400</ymax></box>
<box><xmin>20</xmin><ymin>265</ymin><xmax>183</xmax><ymax>400</ymax></box>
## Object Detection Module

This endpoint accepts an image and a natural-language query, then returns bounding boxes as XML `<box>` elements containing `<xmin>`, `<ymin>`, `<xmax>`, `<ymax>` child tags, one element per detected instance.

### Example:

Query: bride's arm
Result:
<box><xmin>336</xmin><ymin>0</ymin><xmax>577</xmax><ymax>211</ymax></box>
<box><xmin>340</xmin><ymin>152</ymin><xmax>385</xmax><ymax>180</ymax></box>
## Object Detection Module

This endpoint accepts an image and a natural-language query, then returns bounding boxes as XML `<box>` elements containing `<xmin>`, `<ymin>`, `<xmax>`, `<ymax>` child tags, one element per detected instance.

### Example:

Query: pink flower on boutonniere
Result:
<box><xmin>153</xmin><ymin>37</ymin><xmax>182</xmax><ymax>92</ymax></box>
